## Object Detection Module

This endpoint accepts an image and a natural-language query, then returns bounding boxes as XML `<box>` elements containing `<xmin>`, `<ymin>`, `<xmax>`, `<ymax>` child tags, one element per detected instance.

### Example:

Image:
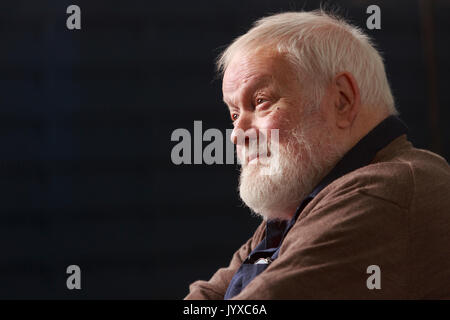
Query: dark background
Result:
<box><xmin>0</xmin><ymin>0</ymin><xmax>448</xmax><ymax>299</ymax></box>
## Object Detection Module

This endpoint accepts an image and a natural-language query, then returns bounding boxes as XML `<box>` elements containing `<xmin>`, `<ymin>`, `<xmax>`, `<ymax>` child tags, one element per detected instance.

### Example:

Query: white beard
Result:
<box><xmin>238</xmin><ymin>115</ymin><xmax>342</xmax><ymax>221</ymax></box>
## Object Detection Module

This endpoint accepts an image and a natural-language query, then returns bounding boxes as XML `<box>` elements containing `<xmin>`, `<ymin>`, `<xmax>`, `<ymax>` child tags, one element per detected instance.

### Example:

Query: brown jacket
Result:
<box><xmin>185</xmin><ymin>135</ymin><xmax>450</xmax><ymax>299</ymax></box>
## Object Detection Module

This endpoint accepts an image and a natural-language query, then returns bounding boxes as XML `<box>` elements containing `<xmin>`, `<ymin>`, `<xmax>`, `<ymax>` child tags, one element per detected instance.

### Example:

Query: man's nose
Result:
<box><xmin>230</xmin><ymin>113</ymin><xmax>257</xmax><ymax>146</ymax></box>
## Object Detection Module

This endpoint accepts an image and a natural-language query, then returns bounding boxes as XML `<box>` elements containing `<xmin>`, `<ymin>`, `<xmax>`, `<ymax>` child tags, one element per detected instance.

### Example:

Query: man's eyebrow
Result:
<box><xmin>242</xmin><ymin>76</ymin><xmax>273</xmax><ymax>100</ymax></box>
<box><xmin>222</xmin><ymin>75</ymin><xmax>272</xmax><ymax>108</ymax></box>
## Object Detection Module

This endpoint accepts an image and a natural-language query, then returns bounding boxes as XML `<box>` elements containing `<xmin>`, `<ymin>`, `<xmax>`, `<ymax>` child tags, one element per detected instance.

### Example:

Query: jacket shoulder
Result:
<box><xmin>319</xmin><ymin>141</ymin><xmax>450</xmax><ymax>210</ymax></box>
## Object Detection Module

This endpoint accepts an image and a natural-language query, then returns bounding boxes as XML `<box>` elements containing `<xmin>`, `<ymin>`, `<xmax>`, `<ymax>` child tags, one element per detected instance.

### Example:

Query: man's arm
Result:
<box><xmin>232</xmin><ymin>188</ymin><xmax>411</xmax><ymax>299</ymax></box>
<box><xmin>184</xmin><ymin>221</ymin><xmax>266</xmax><ymax>300</ymax></box>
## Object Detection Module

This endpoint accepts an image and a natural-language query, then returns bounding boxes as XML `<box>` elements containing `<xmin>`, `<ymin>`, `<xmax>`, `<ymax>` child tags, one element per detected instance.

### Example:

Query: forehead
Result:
<box><xmin>222</xmin><ymin>50</ymin><xmax>297</xmax><ymax>103</ymax></box>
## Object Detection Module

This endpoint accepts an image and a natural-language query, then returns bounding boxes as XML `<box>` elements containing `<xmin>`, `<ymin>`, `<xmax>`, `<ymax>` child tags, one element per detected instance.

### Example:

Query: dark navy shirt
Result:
<box><xmin>224</xmin><ymin>115</ymin><xmax>408</xmax><ymax>299</ymax></box>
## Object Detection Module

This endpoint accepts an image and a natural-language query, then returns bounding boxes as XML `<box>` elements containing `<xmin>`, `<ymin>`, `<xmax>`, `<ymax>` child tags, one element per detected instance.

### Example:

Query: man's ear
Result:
<box><xmin>333</xmin><ymin>72</ymin><xmax>361</xmax><ymax>129</ymax></box>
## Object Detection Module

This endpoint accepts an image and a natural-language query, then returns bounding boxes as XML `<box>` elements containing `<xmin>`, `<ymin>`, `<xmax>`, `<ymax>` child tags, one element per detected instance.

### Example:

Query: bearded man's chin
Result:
<box><xmin>239</xmin><ymin>164</ymin><xmax>295</xmax><ymax>220</ymax></box>
<box><xmin>238</xmin><ymin>140</ymin><xmax>321</xmax><ymax>221</ymax></box>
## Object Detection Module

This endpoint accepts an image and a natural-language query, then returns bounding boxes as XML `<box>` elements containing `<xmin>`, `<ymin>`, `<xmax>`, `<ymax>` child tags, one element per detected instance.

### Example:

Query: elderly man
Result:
<box><xmin>185</xmin><ymin>11</ymin><xmax>450</xmax><ymax>299</ymax></box>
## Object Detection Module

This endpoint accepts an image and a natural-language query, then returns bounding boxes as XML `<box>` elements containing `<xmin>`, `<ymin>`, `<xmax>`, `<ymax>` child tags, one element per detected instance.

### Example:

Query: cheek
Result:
<box><xmin>256</xmin><ymin>107</ymin><xmax>285</xmax><ymax>130</ymax></box>
<box><xmin>255</xmin><ymin>108</ymin><xmax>298</xmax><ymax>144</ymax></box>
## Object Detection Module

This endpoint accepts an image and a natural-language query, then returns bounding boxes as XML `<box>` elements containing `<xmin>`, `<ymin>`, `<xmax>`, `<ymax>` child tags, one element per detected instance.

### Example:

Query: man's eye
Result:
<box><xmin>256</xmin><ymin>98</ymin><xmax>267</xmax><ymax>105</ymax></box>
<box><xmin>231</xmin><ymin>113</ymin><xmax>239</xmax><ymax>121</ymax></box>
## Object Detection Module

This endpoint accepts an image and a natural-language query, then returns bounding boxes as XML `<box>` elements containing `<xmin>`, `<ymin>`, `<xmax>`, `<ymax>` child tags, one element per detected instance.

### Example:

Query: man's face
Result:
<box><xmin>223</xmin><ymin>51</ymin><xmax>305</xmax><ymax>161</ymax></box>
<box><xmin>222</xmin><ymin>49</ymin><xmax>342</xmax><ymax>221</ymax></box>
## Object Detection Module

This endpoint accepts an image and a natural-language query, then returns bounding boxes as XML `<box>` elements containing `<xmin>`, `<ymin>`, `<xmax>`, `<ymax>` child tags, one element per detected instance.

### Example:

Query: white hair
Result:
<box><xmin>217</xmin><ymin>10</ymin><xmax>398</xmax><ymax>115</ymax></box>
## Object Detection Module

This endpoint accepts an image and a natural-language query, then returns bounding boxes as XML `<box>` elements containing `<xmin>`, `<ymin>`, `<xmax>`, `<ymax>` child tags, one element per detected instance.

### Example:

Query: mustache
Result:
<box><xmin>237</xmin><ymin>141</ymin><xmax>280</xmax><ymax>167</ymax></box>
<box><xmin>234</xmin><ymin>128</ymin><xmax>280</xmax><ymax>164</ymax></box>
